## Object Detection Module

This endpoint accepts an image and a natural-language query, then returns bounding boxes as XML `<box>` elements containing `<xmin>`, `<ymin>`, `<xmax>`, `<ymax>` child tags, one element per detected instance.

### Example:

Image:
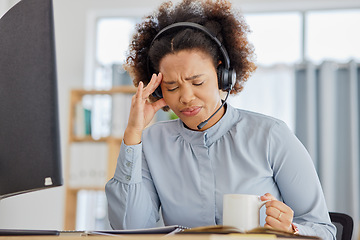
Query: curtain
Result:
<box><xmin>295</xmin><ymin>61</ymin><xmax>360</xmax><ymax>239</ymax></box>
<box><xmin>228</xmin><ymin>64</ymin><xmax>295</xmax><ymax>130</ymax></box>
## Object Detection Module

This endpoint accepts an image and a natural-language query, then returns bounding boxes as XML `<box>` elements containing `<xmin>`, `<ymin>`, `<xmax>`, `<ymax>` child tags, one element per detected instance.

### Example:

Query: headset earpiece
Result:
<box><xmin>152</xmin><ymin>86</ymin><xmax>163</xmax><ymax>98</ymax></box>
<box><xmin>217</xmin><ymin>64</ymin><xmax>236</xmax><ymax>91</ymax></box>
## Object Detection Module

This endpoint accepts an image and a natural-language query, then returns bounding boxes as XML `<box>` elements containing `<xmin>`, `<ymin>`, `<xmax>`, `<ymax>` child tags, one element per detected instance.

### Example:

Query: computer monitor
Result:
<box><xmin>0</xmin><ymin>0</ymin><xmax>63</xmax><ymax>199</ymax></box>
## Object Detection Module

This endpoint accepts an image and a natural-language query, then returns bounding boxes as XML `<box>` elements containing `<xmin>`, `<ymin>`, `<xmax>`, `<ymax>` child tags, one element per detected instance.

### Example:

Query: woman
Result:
<box><xmin>105</xmin><ymin>0</ymin><xmax>336</xmax><ymax>239</ymax></box>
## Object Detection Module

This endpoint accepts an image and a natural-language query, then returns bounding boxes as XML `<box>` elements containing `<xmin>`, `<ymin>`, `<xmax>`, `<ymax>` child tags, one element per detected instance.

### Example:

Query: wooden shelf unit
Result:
<box><xmin>64</xmin><ymin>87</ymin><xmax>136</xmax><ymax>230</ymax></box>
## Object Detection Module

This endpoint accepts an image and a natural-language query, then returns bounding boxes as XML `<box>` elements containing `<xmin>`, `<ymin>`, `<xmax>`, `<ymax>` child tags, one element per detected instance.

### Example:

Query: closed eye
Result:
<box><xmin>193</xmin><ymin>81</ymin><xmax>204</xmax><ymax>86</ymax></box>
<box><xmin>167</xmin><ymin>87</ymin><xmax>178</xmax><ymax>92</ymax></box>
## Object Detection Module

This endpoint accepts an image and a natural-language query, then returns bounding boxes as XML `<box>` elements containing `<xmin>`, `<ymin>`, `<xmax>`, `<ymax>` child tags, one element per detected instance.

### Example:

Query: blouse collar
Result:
<box><xmin>176</xmin><ymin>103</ymin><xmax>240</xmax><ymax>147</ymax></box>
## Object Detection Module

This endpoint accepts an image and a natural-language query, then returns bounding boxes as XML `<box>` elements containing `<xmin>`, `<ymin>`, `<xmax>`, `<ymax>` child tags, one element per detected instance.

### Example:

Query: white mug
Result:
<box><xmin>223</xmin><ymin>194</ymin><xmax>268</xmax><ymax>231</ymax></box>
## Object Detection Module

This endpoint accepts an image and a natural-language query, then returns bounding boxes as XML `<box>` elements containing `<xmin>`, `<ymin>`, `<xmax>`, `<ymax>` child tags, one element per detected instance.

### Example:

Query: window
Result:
<box><xmin>96</xmin><ymin>18</ymin><xmax>135</xmax><ymax>65</ymax></box>
<box><xmin>83</xmin><ymin>18</ymin><xmax>139</xmax><ymax>140</ymax></box>
<box><xmin>228</xmin><ymin>65</ymin><xmax>295</xmax><ymax>131</ymax></box>
<box><xmin>89</xmin><ymin>18</ymin><xmax>139</xmax><ymax>89</ymax></box>
<box><xmin>306</xmin><ymin>9</ymin><xmax>360</xmax><ymax>63</ymax></box>
<box><xmin>227</xmin><ymin>12</ymin><xmax>301</xmax><ymax>130</ymax></box>
<box><xmin>245</xmin><ymin>12</ymin><xmax>302</xmax><ymax>65</ymax></box>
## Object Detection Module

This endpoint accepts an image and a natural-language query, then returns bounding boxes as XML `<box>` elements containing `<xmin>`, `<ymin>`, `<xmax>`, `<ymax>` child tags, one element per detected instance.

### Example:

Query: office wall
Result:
<box><xmin>234</xmin><ymin>0</ymin><xmax>360</xmax><ymax>12</ymax></box>
<box><xmin>0</xmin><ymin>2</ymin><xmax>7</xmax><ymax>17</ymax></box>
<box><xmin>1</xmin><ymin>0</ymin><xmax>359</xmax><ymax>231</ymax></box>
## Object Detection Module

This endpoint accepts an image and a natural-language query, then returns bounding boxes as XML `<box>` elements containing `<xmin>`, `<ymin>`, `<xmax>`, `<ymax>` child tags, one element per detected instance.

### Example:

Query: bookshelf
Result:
<box><xmin>64</xmin><ymin>86</ymin><xmax>136</xmax><ymax>230</ymax></box>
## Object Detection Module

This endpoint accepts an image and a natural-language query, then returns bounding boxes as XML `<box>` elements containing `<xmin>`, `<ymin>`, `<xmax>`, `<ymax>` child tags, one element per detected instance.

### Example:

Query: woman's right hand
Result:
<box><xmin>123</xmin><ymin>73</ymin><xmax>167</xmax><ymax>145</ymax></box>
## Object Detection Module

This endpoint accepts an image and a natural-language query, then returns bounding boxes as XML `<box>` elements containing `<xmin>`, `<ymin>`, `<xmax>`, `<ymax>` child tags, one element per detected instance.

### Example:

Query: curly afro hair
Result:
<box><xmin>125</xmin><ymin>0</ymin><xmax>256</xmax><ymax>104</ymax></box>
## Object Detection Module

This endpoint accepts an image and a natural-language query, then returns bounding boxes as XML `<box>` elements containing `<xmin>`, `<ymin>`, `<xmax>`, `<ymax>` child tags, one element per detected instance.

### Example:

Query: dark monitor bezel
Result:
<box><xmin>0</xmin><ymin>0</ymin><xmax>63</xmax><ymax>199</ymax></box>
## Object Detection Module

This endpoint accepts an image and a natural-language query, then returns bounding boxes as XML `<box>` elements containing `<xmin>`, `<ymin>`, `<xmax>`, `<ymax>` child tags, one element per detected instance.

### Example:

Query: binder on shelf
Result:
<box><xmin>69</xmin><ymin>142</ymin><xmax>108</xmax><ymax>188</ymax></box>
<box><xmin>74</xmin><ymin>102</ymin><xmax>85</xmax><ymax>137</ymax></box>
<box><xmin>76</xmin><ymin>190</ymin><xmax>110</xmax><ymax>230</ymax></box>
<box><xmin>111</xmin><ymin>93</ymin><xmax>132</xmax><ymax>137</ymax></box>
<box><xmin>84</xmin><ymin>108</ymin><xmax>92</xmax><ymax>136</ymax></box>
<box><xmin>91</xmin><ymin>94</ymin><xmax>112</xmax><ymax>140</ymax></box>
<box><xmin>73</xmin><ymin>102</ymin><xmax>92</xmax><ymax>138</ymax></box>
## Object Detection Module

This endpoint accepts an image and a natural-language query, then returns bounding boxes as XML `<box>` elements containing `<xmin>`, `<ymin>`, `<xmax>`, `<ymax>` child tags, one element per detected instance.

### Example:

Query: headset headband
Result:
<box><xmin>147</xmin><ymin>22</ymin><xmax>231</xmax><ymax>73</ymax></box>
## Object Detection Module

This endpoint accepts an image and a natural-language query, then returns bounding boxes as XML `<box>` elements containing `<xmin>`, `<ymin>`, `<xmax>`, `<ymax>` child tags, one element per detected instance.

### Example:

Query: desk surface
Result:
<box><xmin>1</xmin><ymin>235</ymin><xmax>212</xmax><ymax>240</ymax></box>
<box><xmin>0</xmin><ymin>234</ymin><xmax>318</xmax><ymax>240</ymax></box>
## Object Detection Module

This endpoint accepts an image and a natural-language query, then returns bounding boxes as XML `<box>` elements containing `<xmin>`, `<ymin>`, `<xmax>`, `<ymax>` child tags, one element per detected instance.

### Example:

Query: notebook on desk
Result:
<box><xmin>179</xmin><ymin>225</ymin><xmax>321</xmax><ymax>239</ymax></box>
<box><xmin>0</xmin><ymin>225</ymin><xmax>188</xmax><ymax>236</ymax></box>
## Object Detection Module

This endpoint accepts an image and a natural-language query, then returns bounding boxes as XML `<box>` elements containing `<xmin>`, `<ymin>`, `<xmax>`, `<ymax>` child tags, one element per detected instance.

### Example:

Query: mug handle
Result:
<box><xmin>258</xmin><ymin>197</ymin><xmax>270</xmax><ymax>208</ymax></box>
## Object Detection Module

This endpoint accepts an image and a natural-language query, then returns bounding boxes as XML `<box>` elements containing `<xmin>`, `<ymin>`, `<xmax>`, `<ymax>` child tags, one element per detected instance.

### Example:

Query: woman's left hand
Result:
<box><xmin>260</xmin><ymin>193</ymin><xmax>295</xmax><ymax>233</ymax></box>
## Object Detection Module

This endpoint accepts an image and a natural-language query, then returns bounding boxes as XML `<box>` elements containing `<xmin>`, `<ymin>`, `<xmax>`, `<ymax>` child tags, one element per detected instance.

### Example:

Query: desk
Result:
<box><xmin>1</xmin><ymin>235</ymin><xmax>214</xmax><ymax>240</ymax></box>
<box><xmin>0</xmin><ymin>234</ymin><xmax>319</xmax><ymax>240</ymax></box>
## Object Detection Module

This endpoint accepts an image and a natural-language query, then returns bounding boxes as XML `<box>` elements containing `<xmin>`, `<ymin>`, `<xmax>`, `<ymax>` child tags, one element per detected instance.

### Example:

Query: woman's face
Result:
<box><xmin>159</xmin><ymin>49</ymin><xmax>224</xmax><ymax>131</ymax></box>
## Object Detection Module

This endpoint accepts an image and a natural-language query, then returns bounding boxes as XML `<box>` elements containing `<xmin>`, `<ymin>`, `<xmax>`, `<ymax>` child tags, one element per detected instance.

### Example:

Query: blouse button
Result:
<box><xmin>125</xmin><ymin>175</ymin><xmax>131</xmax><ymax>181</ymax></box>
<box><xmin>126</xmin><ymin>161</ymin><xmax>132</xmax><ymax>167</ymax></box>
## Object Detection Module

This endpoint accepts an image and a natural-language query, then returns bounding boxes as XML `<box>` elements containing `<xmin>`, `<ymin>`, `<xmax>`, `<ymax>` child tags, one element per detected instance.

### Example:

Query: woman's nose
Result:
<box><xmin>179</xmin><ymin>85</ymin><xmax>196</xmax><ymax>105</ymax></box>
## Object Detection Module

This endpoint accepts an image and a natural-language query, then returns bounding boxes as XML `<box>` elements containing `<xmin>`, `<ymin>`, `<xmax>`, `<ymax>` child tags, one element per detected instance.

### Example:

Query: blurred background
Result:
<box><xmin>0</xmin><ymin>0</ymin><xmax>359</xmax><ymax>239</ymax></box>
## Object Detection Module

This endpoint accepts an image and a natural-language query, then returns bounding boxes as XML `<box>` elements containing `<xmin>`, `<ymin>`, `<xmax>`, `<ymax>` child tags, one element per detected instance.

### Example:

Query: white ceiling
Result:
<box><xmin>1</xmin><ymin>0</ymin><xmax>360</xmax><ymax>19</ymax></box>
<box><xmin>234</xmin><ymin>0</ymin><xmax>360</xmax><ymax>12</ymax></box>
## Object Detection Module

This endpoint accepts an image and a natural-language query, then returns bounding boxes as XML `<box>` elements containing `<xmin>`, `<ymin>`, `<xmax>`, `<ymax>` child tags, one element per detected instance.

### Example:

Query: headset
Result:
<box><xmin>147</xmin><ymin>22</ymin><xmax>236</xmax><ymax>99</ymax></box>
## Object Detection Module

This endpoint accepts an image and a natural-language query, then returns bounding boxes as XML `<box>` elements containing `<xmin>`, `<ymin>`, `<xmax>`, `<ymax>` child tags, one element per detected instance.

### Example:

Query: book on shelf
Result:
<box><xmin>84</xmin><ymin>108</ymin><xmax>92</xmax><ymax>136</ymax></box>
<box><xmin>74</xmin><ymin>102</ymin><xmax>92</xmax><ymax>137</ymax></box>
<box><xmin>76</xmin><ymin>190</ymin><xmax>110</xmax><ymax>230</ymax></box>
<box><xmin>111</xmin><ymin>93</ymin><xmax>132</xmax><ymax>137</ymax></box>
<box><xmin>73</xmin><ymin>93</ymin><xmax>134</xmax><ymax>139</ymax></box>
<box><xmin>91</xmin><ymin>94</ymin><xmax>112</xmax><ymax>139</ymax></box>
<box><xmin>68</xmin><ymin>142</ymin><xmax>108</xmax><ymax>188</ymax></box>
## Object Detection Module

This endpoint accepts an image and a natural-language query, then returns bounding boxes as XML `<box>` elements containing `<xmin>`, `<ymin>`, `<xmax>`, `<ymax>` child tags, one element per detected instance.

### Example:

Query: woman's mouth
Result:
<box><xmin>180</xmin><ymin>106</ymin><xmax>202</xmax><ymax>117</ymax></box>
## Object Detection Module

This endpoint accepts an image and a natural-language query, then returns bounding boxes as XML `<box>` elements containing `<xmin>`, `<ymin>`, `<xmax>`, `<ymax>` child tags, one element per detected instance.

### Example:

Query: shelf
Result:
<box><xmin>67</xmin><ymin>186</ymin><xmax>105</xmax><ymax>192</ymax></box>
<box><xmin>69</xmin><ymin>136</ymin><xmax>123</xmax><ymax>143</ymax></box>
<box><xmin>71</xmin><ymin>86</ymin><xmax>136</xmax><ymax>96</ymax></box>
<box><xmin>65</xmin><ymin>87</ymin><xmax>133</xmax><ymax>230</ymax></box>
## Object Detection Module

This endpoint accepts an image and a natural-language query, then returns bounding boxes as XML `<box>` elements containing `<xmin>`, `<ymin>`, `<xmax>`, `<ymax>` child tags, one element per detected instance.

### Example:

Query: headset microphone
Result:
<box><xmin>197</xmin><ymin>90</ymin><xmax>230</xmax><ymax>130</ymax></box>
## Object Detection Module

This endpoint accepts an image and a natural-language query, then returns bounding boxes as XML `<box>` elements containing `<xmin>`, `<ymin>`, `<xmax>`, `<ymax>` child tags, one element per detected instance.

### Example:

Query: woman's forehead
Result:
<box><xmin>160</xmin><ymin>50</ymin><xmax>214</xmax><ymax>71</ymax></box>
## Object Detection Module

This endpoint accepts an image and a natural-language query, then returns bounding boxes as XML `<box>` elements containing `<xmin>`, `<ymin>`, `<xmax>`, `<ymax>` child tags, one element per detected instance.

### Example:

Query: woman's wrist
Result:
<box><xmin>124</xmin><ymin>127</ymin><xmax>142</xmax><ymax>145</ymax></box>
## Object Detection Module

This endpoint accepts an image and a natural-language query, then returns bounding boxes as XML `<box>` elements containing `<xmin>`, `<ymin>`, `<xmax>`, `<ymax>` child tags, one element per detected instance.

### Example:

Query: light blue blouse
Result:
<box><xmin>105</xmin><ymin>103</ymin><xmax>336</xmax><ymax>239</ymax></box>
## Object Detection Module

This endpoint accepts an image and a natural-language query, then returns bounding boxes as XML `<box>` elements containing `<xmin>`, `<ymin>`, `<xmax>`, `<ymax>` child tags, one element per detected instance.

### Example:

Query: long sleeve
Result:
<box><xmin>268</xmin><ymin>121</ymin><xmax>336</xmax><ymax>239</ymax></box>
<box><xmin>105</xmin><ymin>140</ymin><xmax>160</xmax><ymax>229</ymax></box>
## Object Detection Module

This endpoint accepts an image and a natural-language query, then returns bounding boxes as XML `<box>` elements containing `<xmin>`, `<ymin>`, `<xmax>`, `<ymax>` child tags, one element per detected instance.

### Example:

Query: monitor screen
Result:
<box><xmin>0</xmin><ymin>0</ymin><xmax>63</xmax><ymax>199</ymax></box>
